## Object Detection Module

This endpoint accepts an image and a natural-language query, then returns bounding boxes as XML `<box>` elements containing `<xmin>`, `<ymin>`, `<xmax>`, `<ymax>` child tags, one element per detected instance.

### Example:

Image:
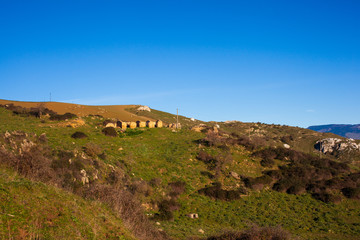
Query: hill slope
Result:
<box><xmin>0</xmin><ymin>101</ymin><xmax>360</xmax><ymax>239</ymax></box>
<box><xmin>308</xmin><ymin>124</ymin><xmax>360</xmax><ymax>139</ymax></box>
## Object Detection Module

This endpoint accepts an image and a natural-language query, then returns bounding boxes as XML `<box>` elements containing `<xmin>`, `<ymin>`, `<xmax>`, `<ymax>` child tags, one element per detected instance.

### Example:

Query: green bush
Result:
<box><xmin>102</xmin><ymin>127</ymin><xmax>118</xmax><ymax>137</ymax></box>
<box><xmin>71</xmin><ymin>131</ymin><xmax>88</xmax><ymax>139</ymax></box>
<box><xmin>50</xmin><ymin>112</ymin><xmax>77</xmax><ymax>121</ymax></box>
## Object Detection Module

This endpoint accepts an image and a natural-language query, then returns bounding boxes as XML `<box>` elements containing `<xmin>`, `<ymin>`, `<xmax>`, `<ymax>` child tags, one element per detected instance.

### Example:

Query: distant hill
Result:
<box><xmin>308</xmin><ymin>124</ymin><xmax>360</xmax><ymax>139</ymax></box>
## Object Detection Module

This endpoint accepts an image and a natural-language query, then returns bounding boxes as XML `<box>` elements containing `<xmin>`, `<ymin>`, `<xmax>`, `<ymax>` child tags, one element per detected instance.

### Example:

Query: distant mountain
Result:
<box><xmin>308</xmin><ymin>124</ymin><xmax>360</xmax><ymax>139</ymax></box>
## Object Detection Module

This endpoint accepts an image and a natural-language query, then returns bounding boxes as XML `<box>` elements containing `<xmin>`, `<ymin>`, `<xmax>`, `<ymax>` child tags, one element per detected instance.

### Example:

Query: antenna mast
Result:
<box><xmin>176</xmin><ymin>108</ymin><xmax>179</xmax><ymax>130</ymax></box>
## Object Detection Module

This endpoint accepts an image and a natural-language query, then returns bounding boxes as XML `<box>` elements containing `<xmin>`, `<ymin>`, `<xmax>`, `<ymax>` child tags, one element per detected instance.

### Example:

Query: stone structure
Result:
<box><xmin>156</xmin><ymin>120</ymin><xmax>163</xmax><ymax>128</ymax></box>
<box><xmin>102</xmin><ymin>118</ymin><xmax>166</xmax><ymax>129</ymax></box>
<box><xmin>117</xmin><ymin>121</ymin><xmax>127</xmax><ymax>130</ymax></box>
<box><xmin>146</xmin><ymin>120</ymin><xmax>155</xmax><ymax>128</ymax></box>
<box><xmin>136</xmin><ymin>121</ymin><xmax>146</xmax><ymax>128</ymax></box>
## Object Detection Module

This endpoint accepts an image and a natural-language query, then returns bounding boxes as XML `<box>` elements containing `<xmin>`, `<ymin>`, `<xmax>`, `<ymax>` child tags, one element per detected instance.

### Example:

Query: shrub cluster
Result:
<box><xmin>253</xmin><ymin>147</ymin><xmax>308</xmax><ymax>162</ymax></box>
<box><xmin>49</xmin><ymin>112</ymin><xmax>77</xmax><ymax>121</ymax></box>
<box><xmin>0</xmin><ymin>103</ymin><xmax>56</xmax><ymax>118</ymax></box>
<box><xmin>168</xmin><ymin>181</ymin><xmax>186</xmax><ymax>198</ymax></box>
<box><xmin>71</xmin><ymin>131</ymin><xmax>88</xmax><ymax>139</ymax></box>
<box><xmin>83</xmin><ymin>143</ymin><xmax>102</xmax><ymax>157</ymax></box>
<box><xmin>200</xmin><ymin>132</ymin><xmax>266</xmax><ymax>151</ymax></box>
<box><xmin>197</xmin><ymin>151</ymin><xmax>233</xmax><ymax>178</ymax></box>
<box><xmin>102</xmin><ymin>127</ymin><xmax>118</xmax><ymax>137</ymax></box>
<box><xmin>198</xmin><ymin>182</ymin><xmax>246</xmax><ymax>201</ymax></box>
<box><xmin>244</xmin><ymin>147</ymin><xmax>359</xmax><ymax>203</ymax></box>
<box><xmin>153</xmin><ymin>199</ymin><xmax>181</xmax><ymax>221</ymax></box>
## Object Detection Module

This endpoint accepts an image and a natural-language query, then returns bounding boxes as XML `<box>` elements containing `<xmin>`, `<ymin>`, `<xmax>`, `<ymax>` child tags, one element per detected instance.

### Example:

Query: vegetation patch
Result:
<box><xmin>198</xmin><ymin>182</ymin><xmax>246</xmax><ymax>201</ymax></box>
<box><xmin>102</xmin><ymin>127</ymin><xmax>118</xmax><ymax>137</ymax></box>
<box><xmin>71</xmin><ymin>131</ymin><xmax>88</xmax><ymax>139</ymax></box>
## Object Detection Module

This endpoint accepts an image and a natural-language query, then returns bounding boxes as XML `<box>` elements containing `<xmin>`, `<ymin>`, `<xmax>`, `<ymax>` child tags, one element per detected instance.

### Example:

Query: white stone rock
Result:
<box><xmin>283</xmin><ymin>144</ymin><xmax>290</xmax><ymax>149</ymax></box>
<box><xmin>137</xmin><ymin>105</ymin><xmax>151</xmax><ymax>112</ymax></box>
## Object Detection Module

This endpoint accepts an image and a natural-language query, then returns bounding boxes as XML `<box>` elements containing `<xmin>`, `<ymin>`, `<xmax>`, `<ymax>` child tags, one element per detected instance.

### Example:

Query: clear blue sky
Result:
<box><xmin>1</xmin><ymin>0</ymin><xmax>359</xmax><ymax>128</ymax></box>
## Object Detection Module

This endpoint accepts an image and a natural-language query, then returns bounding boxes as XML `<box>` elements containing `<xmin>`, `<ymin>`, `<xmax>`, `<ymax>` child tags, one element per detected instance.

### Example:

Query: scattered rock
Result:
<box><xmin>156</xmin><ymin>222</ymin><xmax>161</xmax><ymax>225</ymax></box>
<box><xmin>190</xmin><ymin>118</ymin><xmax>195</xmax><ymax>121</ymax></box>
<box><xmin>198</xmin><ymin>229</ymin><xmax>205</xmax><ymax>234</ymax></box>
<box><xmin>283</xmin><ymin>144</ymin><xmax>290</xmax><ymax>149</ymax></box>
<box><xmin>80</xmin><ymin>169</ymin><xmax>89</xmax><ymax>185</ymax></box>
<box><xmin>230</xmin><ymin>171</ymin><xmax>240</xmax><ymax>180</ymax></box>
<box><xmin>118</xmin><ymin>147</ymin><xmax>123</xmax><ymax>151</ymax></box>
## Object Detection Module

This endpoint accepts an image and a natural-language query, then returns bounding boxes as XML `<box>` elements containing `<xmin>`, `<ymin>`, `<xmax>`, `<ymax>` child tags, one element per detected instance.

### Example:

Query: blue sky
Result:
<box><xmin>1</xmin><ymin>0</ymin><xmax>359</xmax><ymax>127</ymax></box>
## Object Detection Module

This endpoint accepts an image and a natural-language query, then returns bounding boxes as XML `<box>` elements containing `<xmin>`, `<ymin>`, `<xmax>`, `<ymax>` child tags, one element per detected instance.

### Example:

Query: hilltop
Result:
<box><xmin>0</xmin><ymin>99</ymin><xmax>152</xmax><ymax>122</ymax></box>
<box><xmin>0</xmin><ymin>100</ymin><xmax>360</xmax><ymax>240</ymax></box>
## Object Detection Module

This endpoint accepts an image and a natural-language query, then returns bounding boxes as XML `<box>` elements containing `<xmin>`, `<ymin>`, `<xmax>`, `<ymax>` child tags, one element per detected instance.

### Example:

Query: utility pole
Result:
<box><xmin>176</xmin><ymin>108</ymin><xmax>179</xmax><ymax>130</ymax></box>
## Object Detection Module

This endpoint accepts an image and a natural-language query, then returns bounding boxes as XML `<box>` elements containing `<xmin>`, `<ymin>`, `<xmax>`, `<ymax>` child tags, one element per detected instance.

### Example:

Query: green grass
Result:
<box><xmin>160</xmin><ymin>190</ymin><xmax>360</xmax><ymax>239</ymax></box>
<box><xmin>0</xmin><ymin>167</ymin><xmax>134</xmax><ymax>240</ymax></box>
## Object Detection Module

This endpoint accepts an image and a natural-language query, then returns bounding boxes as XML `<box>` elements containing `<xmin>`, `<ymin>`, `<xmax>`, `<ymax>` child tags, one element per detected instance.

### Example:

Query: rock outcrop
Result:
<box><xmin>315</xmin><ymin>138</ymin><xmax>360</xmax><ymax>154</ymax></box>
<box><xmin>137</xmin><ymin>105</ymin><xmax>151</xmax><ymax>112</ymax></box>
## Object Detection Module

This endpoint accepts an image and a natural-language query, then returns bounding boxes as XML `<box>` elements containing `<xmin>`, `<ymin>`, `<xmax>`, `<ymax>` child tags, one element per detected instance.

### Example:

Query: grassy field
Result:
<box><xmin>0</xmin><ymin>105</ymin><xmax>360</xmax><ymax>239</ymax></box>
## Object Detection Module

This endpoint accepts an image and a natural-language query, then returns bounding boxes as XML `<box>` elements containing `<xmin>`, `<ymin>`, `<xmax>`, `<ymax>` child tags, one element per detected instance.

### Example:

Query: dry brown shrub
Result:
<box><xmin>83</xmin><ymin>143</ymin><xmax>102</xmax><ymax>157</ymax></box>
<box><xmin>85</xmin><ymin>183</ymin><xmax>169</xmax><ymax>240</ymax></box>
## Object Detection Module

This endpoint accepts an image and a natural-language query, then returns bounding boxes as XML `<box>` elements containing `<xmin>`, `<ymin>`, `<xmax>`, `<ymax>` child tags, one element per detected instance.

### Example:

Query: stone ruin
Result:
<box><xmin>103</xmin><ymin>119</ymin><xmax>163</xmax><ymax>130</ymax></box>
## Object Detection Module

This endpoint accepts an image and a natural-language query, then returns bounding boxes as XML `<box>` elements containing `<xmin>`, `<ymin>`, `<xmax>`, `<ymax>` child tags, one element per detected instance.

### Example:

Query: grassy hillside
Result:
<box><xmin>0</xmin><ymin>102</ymin><xmax>360</xmax><ymax>239</ymax></box>
<box><xmin>0</xmin><ymin>167</ymin><xmax>135</xmax><ymax>240</ymax></box>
